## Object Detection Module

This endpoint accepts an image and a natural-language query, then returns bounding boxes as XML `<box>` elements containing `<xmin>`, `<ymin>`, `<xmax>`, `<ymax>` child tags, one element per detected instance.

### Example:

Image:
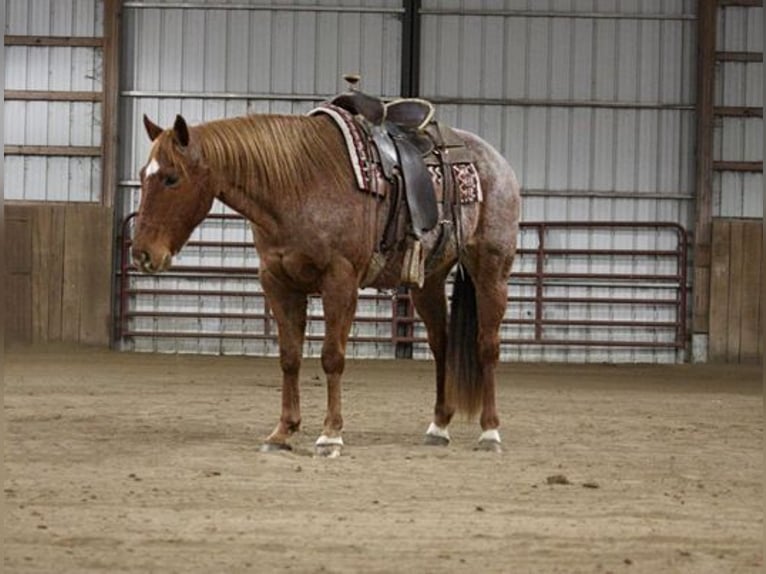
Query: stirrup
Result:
<box><xmin>361</xmin><ymin>251</ymin><xmax>387</xmax><ymax>288</ymax></box>
<box><xmin>401</xmin><ymin>238</ymin><xmax>425</xmax><ymax>288</ymax></box>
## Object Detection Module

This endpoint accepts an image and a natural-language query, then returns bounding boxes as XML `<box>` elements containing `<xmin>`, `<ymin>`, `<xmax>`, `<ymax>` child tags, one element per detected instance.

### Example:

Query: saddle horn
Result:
<box><xmin>343</xmin><ymin>73</ymin><xmax>361</xmax><ymax>91</ymax></box>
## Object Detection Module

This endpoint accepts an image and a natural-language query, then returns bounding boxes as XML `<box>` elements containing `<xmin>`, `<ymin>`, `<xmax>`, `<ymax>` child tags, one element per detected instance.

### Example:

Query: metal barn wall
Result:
<box><xmin>118</xmin><ymin>0</ymin><xmax>404</xmax><ymax>357</ymax></box>
<box><xmin>117</xmin><ymin>0</ymin><xmax>702</xmax><ymax>363</ymax></box>
<box><xmin>714</xmin><ymin>3</ymin><xmax>763</xmax><ymax>218</ymax></box>
<box><xmin>4</xmin><ymin>0</ymin><xmax>104</xmax><ymax>201</ymax></box>
<box><xmin>4</xmin><ymin>0</ymin><xmax>118</xmax><ymax>347</ymax></box>
<box><xmin>114</xmin><ymin>1</ymin><xmax>737</xmax><ymax>364</ymax></box>
<box><xmin>417</xmin><ymin>0</ymin><xmax>698</xmax><ymax>363</ymax></box>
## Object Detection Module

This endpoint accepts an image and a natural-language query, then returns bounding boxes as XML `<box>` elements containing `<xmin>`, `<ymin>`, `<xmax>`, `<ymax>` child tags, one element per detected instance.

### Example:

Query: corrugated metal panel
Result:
<box><xmin>714</xmin><ymin>4</ymin><xmax>763</xmax><ymax>219</ymax></box>
<box><xmin>714</xmin><ymin>172</ymin><xmax>763</xmax><ymax>218</ymax></box>
<box><xmin>119</xmin><ymin>0</ymin><xmax>403</xmax><ymax>358</ymax></box>
<box><xmin>4</xmin><ymin>0</ymin><xmax>103</xmax><ymax>202</ymax></box>
<box><xmin>119</xmin><ymin>0</ymin><xmax>703</xmax><ymax>364</ymax></box>
<box><xmin>6</xmin><ymin>0</ymin><xmax>101</xmax><ymax>35</ymax></box>
<box><xmin>120</xmin><ymin>1</ymin><xmax>401</xmax><ymax>182</ymax></box>
<box><xmin>421</xmin><ymin>1</ymin><xmax>696</xmax><ymax>198</ymax></box>
<box><xmin>419</xmin><ymin>0</ymin><xmax>695</xmax><ymax>363</ymax></box>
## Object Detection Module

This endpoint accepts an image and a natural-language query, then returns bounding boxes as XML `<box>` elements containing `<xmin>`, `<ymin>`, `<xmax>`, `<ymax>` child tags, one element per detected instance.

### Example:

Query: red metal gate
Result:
<box><xmin>117</xmin><ymin>214</ymin><xmax>688</xmax><ymax>354</ymax></box>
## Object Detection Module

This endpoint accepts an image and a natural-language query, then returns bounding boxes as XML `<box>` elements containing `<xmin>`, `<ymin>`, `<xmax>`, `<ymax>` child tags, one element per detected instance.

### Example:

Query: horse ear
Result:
<box><xmin>143</xmin><ymin>114</ymin><xmax>163</xmax><ymax>141</ymax></box>
<box><xmin>173</xmin><ymin>114</ymin><xmax>190</xmax><ymax>147</ymax></box>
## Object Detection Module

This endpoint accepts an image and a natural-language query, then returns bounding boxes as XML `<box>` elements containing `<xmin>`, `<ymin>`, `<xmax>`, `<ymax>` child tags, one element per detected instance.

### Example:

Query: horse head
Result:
<box><xmin>132</xmin><ymin>114</ymin><xmax>215</xmax><ymax>273</ymax></box>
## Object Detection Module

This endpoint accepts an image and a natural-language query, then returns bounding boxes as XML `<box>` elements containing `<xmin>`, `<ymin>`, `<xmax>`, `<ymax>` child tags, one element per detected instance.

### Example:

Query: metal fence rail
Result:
<box><xmin>117</xmin><ymin>214</ymin><xmax>689</xmax><ymax>354</ymax></box>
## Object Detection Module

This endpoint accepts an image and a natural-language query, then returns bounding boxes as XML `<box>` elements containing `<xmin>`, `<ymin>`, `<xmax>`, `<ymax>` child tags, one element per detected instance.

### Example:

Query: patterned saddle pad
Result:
<box><xmin>309</xmin><ymin>103</ymin><xmax>482</xmax><ymax>205</ymax></box>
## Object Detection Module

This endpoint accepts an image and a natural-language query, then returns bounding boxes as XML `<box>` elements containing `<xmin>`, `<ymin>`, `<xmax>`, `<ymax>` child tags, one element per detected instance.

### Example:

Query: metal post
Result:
<box><xmin>394</xmin><ymin>289</ymin><xmax>414</xmax><ymax>358</ymax></box>
<box><xmin>400</xmin><ymin>0</ymin><xmax>422</xmax><ymax>97</ymax></box>
<box><xmin>534</xmin><ymin>225</ymin><xmax>545</xmax><ymax>342</ymax></box>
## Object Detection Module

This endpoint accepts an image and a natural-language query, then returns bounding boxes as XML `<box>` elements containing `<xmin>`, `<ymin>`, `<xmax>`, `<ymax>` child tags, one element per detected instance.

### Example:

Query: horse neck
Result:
<box><xmin>195</xmin><ymin>115</ymin><xmax>340</xmax><ymax>221</ymax></box>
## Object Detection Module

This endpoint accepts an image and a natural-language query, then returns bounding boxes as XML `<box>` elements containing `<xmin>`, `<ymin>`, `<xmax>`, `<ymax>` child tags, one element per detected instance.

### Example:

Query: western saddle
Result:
<box><xmin>331</xmin><ymin>78</ymin><xmax>435</xmax><ymax>131</ymax></box>
<box><xmin>326</xmin><ymin>75</ymin><xmax>473</xmax><ymax>287</ymax></box>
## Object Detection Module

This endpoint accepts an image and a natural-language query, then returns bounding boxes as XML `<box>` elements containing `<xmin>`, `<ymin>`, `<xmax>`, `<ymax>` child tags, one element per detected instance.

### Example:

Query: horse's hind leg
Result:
<box><xmin>259</xmin><ymin>273</ymin><xmax>308</xmax><ymax>452</ymax></box>
<box><xmin>411</xmin><ymin>269</ymin><xmax>454</xmax><ymax>446</ymax></box>
<box><xmin>466</xmin><ymin>248</ymin><xmax>515</xmax><ymax>452</ymax></box>
<box><xmin>315</xmin><ymin>260</ymin><xmax>359</xmax><ymax>458</ymax></box>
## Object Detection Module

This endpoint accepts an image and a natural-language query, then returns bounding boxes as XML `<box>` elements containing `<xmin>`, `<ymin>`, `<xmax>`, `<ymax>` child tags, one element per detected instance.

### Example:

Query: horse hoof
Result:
<box><xmin>475</xmin><ymin>429</ymin><xmax>502</xmax><ymax>453</ymax></box>
<box><xmin>424</xmin><ymin>422</ymin><xmax>450</xmax><ymax>446</ymax></box>
<box><xmin>259</xmin><ymin>442</ymin><xmax>292</xmax><ymax>453</ymax></box>
<box><xmin>315</xmin><ymin>444</ymin><xmax>342</xmax><ymax>458</ymax></box>
<box><xmin>424</xmin><ymin>433</ymin><xmax>450</xmax><ymax>447</ymax></box>
<box><xmin>314</xmin><ymin>435</ymin><xmax>343</xmax><ymax>458</ymax></box>
<box><xmin>475</xmin><ymin>439</ymin><xmax>503</xmax><ymax>453</ymax></box>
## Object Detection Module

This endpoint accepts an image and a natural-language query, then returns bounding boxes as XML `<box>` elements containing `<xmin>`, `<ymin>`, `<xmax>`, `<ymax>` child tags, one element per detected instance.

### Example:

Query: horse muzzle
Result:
<box><xmin>132</xmin><ymin>247</ymin><xmax>172</xmax><ymax>274</ymax></box>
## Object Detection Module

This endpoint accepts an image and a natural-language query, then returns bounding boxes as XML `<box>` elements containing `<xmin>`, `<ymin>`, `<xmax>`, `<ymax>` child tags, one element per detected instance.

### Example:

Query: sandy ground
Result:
<box><xmin>3</xmin><ymin>345</ymin><xmax>763</xmax><ymax>573</ymax></box>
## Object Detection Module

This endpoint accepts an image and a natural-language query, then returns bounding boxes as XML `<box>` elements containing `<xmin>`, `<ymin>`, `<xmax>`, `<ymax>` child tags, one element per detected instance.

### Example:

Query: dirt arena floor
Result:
<box><xmin>4</xmin><ymin>345</ymin><xmax>763</xmax><ymax>573</ymax></box>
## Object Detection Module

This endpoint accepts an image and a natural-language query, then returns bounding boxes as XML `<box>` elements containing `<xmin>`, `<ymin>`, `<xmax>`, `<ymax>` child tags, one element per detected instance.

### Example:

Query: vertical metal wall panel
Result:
<box><xmin>419</xmin><ymin>0</ymin><xmax>695</xmax><ymax>362</ymax></box>
<box><xmin>118</xmin><ymin>0</ymin><xmax>698</xmax><ymax>363</ymax></box>
<box><xmin>713</xmin><ymin>5</ymin><xmax>763</xmax><ymax>219</ymax></box>
<box><xmin>420</xmin><ymin>3</ymin><xmax>697</xmax><ymax>195</ymax></box>
<box><xmin>5</xmin><ymin>0</ymin><xmax>98</xmax><ymax>35</ymax></box>
<box><xmin>119</xmin><ymin>0</ymin><xmax>403</xmax><ymax>357</ymax></box>
<box><xmin>715</xmin><ymin>173</ymin><xmax>764</xmax><ymax>218</ymax></box>
<box><xmin>4</xmin><ymin>0</ymin><xmax>103</xmax><ymax>202</ymax></box>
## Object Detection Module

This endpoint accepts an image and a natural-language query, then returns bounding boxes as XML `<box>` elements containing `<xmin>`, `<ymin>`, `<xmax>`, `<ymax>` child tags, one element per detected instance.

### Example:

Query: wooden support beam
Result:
<box><xmin>693</xmin><ymin>0</ymin><xmax>716</xmax><ymax>336</ymax></box>
<box><xmin>714</xmin><ymin>161</ymin><xmax>764</xmax><ymax>172</ymax></box>
<box><xmin>716</xmin><ymin>51</ymin><xmax>763</xmax><ymax>62</ymax></box>
<box><xmin>719</xmin><ymin>0</ymin><xmax>762</xmax><ymax>6</ymax></box>
<box><xmin>4</xmin><ymin>145</ymin><xmax>102</xmax><ymax>157</ymax></box>
<box><xmin>102</xmin><ymin>0</ymin><xmax>122</xmax><ymax>208</ymax></box>
<box><xmin>4</xmin><ymin>35</ymin><xmax>103</xmax><ymax>48</ymax></box>
<box><xmin>714</xmin><ymin>106</ymin><xmax>763</xmax><ymax>118</ymax></box>
<box><xmin>5</xmin><ymin>90</ymin><xmax>102</xmax><ymax>102</ymax></box>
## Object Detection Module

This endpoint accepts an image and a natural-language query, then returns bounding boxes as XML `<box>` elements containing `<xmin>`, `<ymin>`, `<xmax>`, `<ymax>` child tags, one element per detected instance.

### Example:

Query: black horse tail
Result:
<box><xmin>445</xmin><ymin>266</ymin><xmax>482</xmax><ymax>418</ymax></box>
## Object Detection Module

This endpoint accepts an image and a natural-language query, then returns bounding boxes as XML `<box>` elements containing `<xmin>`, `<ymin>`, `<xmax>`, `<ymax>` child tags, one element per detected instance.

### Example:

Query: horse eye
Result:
<box><xmin>163</xmin><ymin>174</ymin><xmax>179</xmax><ymax>187</ymax></box>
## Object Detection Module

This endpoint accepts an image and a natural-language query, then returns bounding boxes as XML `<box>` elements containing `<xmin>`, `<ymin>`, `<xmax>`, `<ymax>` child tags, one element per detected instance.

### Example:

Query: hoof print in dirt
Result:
<box><xmin>545</xmin><ymin>474</ymin><xmax>571</xmax><ymax>485</ymax></box>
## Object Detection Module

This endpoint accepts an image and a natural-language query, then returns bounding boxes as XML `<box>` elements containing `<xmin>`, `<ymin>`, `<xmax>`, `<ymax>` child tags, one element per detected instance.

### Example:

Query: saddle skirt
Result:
<box><xmin>308</xmin><ymin>103</ymin><xmax>483</xmax><ymax>206</ymax></box>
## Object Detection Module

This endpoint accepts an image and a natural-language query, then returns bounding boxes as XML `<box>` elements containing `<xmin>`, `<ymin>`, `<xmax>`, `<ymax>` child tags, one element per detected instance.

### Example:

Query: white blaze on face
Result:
<box><xmin>145</xmin><ymin>158</ymin><xmax>160</xmax><ymax>177</ymax></box>
<box><xmin>143</xmin><ymin>140</ymin><xmax>161</xmax><ymax>177</ymax></box>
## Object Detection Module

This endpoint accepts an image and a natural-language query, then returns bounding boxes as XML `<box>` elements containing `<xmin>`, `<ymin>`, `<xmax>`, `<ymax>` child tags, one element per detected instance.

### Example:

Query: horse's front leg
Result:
<box><xmin>410</xmin><ymin>269</ymin><xmax>454</xmax><ymax>446</ymax></box>
<box><xmin>315</xmin><ymin>261</ymin><xmax>359</xmax><ymax>458</ymax></box>
<box><xmin>259</xmin><ymin>271</ymin><xmax>308</xmax><ymax>452</ymax></box>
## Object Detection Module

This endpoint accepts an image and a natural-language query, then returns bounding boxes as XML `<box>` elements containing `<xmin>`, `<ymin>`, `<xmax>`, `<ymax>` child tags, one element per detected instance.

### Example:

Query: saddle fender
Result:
<box><xmin>370</xmin><ymin>125</ymin><xmax>398</xmax><ymax>180</ymax></box>
<box><xmin>393</xmin><ymin>136</ymin><xmax>438</xmax><ymax>237</ymax></box>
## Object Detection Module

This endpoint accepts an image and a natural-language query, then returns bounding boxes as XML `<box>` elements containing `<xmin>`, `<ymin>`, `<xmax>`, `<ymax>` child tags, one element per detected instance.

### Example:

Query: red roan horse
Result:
<box><xmin>132</xmin><ymin>109</ymin><xmax>520</xmax><ymax>457</ymax></box>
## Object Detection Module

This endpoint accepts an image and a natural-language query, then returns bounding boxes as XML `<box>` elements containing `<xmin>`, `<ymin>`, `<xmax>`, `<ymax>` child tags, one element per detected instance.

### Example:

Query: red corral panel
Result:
<box><xmin>117</xmin><ymin>214</ymin><xmax>689</xmax><ymax>362</ymax></box>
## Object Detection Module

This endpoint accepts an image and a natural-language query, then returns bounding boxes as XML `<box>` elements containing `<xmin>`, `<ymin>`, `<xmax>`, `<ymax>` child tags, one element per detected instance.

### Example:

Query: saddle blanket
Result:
<box><xmin>308</xmin><ymin>103</ymin><xmax>483</xmax><ymax>205</ymax></box>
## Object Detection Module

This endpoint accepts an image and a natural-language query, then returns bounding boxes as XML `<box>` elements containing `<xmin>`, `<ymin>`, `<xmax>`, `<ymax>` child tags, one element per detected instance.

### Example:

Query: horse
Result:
<box><xmin>132</xmin><ymin>107</ymin><xmax>521</xmax><ymax>457</ymax></box>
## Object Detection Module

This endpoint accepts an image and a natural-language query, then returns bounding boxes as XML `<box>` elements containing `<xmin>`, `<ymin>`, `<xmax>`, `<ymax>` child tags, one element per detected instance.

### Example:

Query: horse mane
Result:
<box><xmin>183</xmin><ymin>114</ymin><xmax>351</xmax><ymax>195</ymax></box>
